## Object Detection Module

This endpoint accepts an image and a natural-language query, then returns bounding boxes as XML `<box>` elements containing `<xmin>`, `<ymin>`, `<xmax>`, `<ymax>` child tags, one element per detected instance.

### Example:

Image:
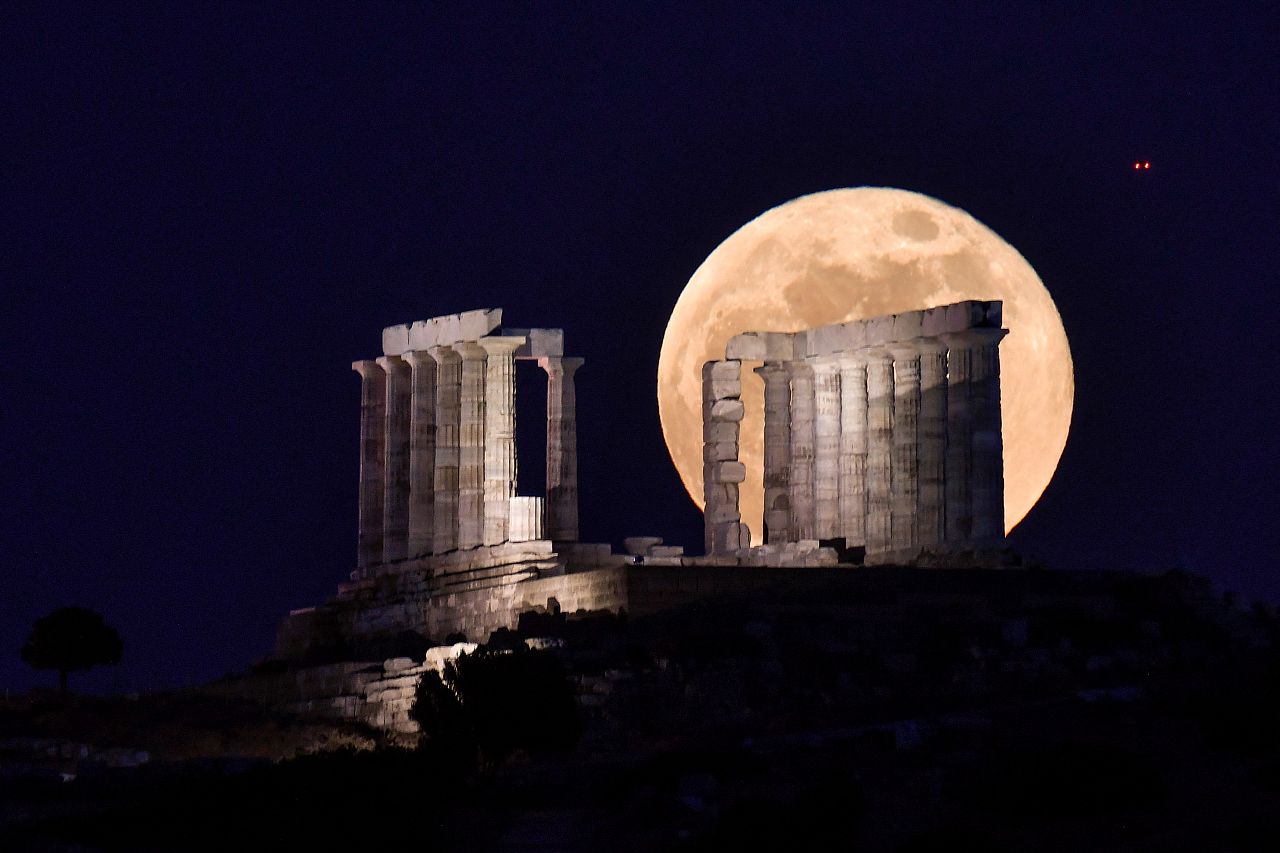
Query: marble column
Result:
<box><xmin>403</xmin><ymin>350</ymin><xmax>436</xmax><ymax>558</ymax></box>
<box><xmin>916</xmin><ymin>338</ymin><xmax>948</xmax><ymax>549</ymax></box>
<box><xmin>377</xmin><ymin>355</ymin><xmax>412</xmax><ymax>562</ymax></box>
<box><xmin>837</xmin><ymin>354</ymin><xmax>868</xmax><ymax>548</ymax></box>
<box><xmin>754</xmin><ymin>362</ymin><xmax>792</xmax><ymax>543</ymax></box>
<box><xmin>429</xmin><ymin>345</ymin><xmax>461</xmax><ymax>554</ymax></box>
<box><xmin>864</xmin><ymin>350</ymin><xmax>894</xmax><ymax>557</ymax></box>
<box><xmin>455</xmin><ymin>341</ymin><xmax>488</xmax><ymax>550</ymax></box>
<box><xmin>352</xmin><ymin>360</ymin><xmax>387</xmax><ymax>570</ymax></box>
<box><xmin>942</xmin><ymin>338</ymin><xmax>973</xmax><ymax>545</ymax></box>
<box><xmin>889</xmin><ymin>345</ymin><xmax>921</xmax><ymax>553</ymax></box>
<box><xmin>786</xmin><ymin>360</ymin><xmax>816</xmax><ymax>541</ymax></box>
<box><xmin>811</xmin><ymin>356</ymin><xmax>842</xmax><ymax>541</ymax></box>
<box><xmin>966</xmin><ymin>328</ymin><xmax>1009</xmax><ymax>543</ymax></box>
<box><xmin>540</xmin><ymin>356</ymin><xmax>584</xmax><ymax>542</ymax></box>
<box><xmin>477</xmin><ymin>337</ymin><xmax>524</xmax><ymax>545</ymax></box>
<box><xmin>702</xmin><ymin>359</ymin><xmax>746</xmax><ymax>554</ymax></box>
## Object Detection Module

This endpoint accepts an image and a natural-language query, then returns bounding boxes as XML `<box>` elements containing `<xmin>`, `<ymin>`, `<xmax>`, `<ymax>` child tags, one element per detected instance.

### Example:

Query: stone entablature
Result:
<box><xmin>353</xmin><ymin>308</ymin><xmax>583</xmax><ymax>572</ymax></box>
<box><xmin>704</xmin><ymin>300</ymin><xmax>1008</xmax><ymax>565</ymax></box>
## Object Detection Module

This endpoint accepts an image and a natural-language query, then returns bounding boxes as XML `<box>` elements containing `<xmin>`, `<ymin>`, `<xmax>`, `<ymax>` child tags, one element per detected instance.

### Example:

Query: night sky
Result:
<box><xmin>3</xmin><ymin>3</ymin><xmax>1277</xmax><ymax>693</ymax></box>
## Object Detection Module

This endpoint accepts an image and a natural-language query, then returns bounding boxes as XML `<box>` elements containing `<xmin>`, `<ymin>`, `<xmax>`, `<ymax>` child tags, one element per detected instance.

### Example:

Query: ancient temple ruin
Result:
<box><xmin>277</xmin><ymin>300</ymin><xmax>1011</xmax><ymax>663</ymax></box>
<box><xmin>351</xmin><ymin>308</ymin><xmax>582</xmax><ymax>570</ymax></box>
<box><xmin>703</xmin><ymin>300</ymin><xmax>1007</xmax><ymax>564</ymax></box>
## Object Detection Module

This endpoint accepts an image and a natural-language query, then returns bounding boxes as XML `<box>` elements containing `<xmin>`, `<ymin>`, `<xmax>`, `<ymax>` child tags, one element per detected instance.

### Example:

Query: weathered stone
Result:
<box><xmin>710</xmin><ymin>399</ymin><xmax>745</xmax><ymax>422</ymax></box>
<box><xmin>541</xmin><ymin>356</ymin><xmax>583</xmax><ymax>541</ymax></box>
<box><xmin>352</xmin><ymin>360</ymin><xmax>386</xmax><ymax>569</ymax></box>
<box><xmin>710</xmin><ymin>461</ymin><xmax>747</xmax><ymax>483</ymax></box>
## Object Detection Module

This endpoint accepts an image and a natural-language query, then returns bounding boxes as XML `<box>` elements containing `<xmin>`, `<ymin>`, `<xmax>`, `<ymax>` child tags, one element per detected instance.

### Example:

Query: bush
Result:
<box><xmin>411</xmin><ymin>647</ymin><xmax>580</xmax><ymax>771</ymax></box>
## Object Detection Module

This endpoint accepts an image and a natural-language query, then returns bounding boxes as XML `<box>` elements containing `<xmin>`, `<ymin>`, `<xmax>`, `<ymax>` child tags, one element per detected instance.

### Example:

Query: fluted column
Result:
<box><xmin>837</xmin><ymin>354</ymin><xmax>867</xmax><ymax>548</ymax></box>
<box><xmin>864</xmin><ymin>350</ymin><xmax>894</xmax><ymax>557</ymax></box>
<box><xmin>403</xmin><ymin>350</ymin><xmax>436</xmax><ymax>558</ymax></box>
<box><xmin>377</xmin><ymin>355</ymin><xmax>412</xmax><ymax>562</ymax></box>
<box><xmin>478</xmin><ymin>336</ymin><xmax>525</xmax><ymax>545</ymax></box>
<box><xmin>540</xmin><ymin>356</ymin><xmax>583</xmax><ymax>542</ymax></box>
<box><xmin>917</xmin><ymin>339</ymin><xmax>948</xmax><ymax>549</ymax></box>
<box><xmin>352</xmin><ymin>360</ymin><xmax>387</xmax><ymax>570</ymax></box>
<box><xmin>786</xmin><ymin>360</ymin><xmax>816</xmax><ymax>541</ymax></box>
<box><xmin>889</xmin><ymin>345</ymin><xmax>921</xmax><ymax>554</ymax></box>
<box><xmin>429</xmin><ymin>346</ymin><xmax>461</xmax><ymax>554</ymax></box>
<box><xmin>967</xmin><ymin>329</ymin><xmax>1008</xmax><ymax>543</ymax></box>
<box><xmin>754</xmin><ymin>362</ymin><xmax>792</xmax><ymax>543</ymax></box>
<box><xmin>811</xmin><ymin>356</ymin><xmax>842</xmax><ymax>540</ymax></box>
<box><xmin>455</xmin><ymin>341</ymin><xmax>487</xmax><ymax>550</ymax></box>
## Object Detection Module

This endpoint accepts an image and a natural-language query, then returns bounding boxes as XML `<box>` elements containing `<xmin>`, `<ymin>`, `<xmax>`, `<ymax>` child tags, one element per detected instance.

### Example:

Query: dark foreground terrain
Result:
<box><xmin>5</xmin><ymin>567</ymin><xmax>1280</xmax><ymax>851</ymax></box>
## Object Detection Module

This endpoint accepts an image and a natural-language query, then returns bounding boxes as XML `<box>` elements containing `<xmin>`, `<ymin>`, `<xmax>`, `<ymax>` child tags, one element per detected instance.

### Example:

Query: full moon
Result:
<box><xmin>658</xmin><ymin>187</ymin><xmax>1073</xmax><ymax>541</ymax></box>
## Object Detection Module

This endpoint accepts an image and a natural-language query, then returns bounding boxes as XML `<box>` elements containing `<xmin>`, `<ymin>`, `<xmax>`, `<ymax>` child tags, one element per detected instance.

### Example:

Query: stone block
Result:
<box><xmin>710</xmin><ymin>399</ymin><xmax>745</xmax><ymax>422</ymax></box>
<box><xmin>707</xmin><ymin>360</ymin><xmax>741</xmax><ymax>381</ymax></box>
<box><xmin>703</xmin><ymin>422</ymin><xmax>739</xmax><ymax>444</ymax></box>
<box><xmin>808</xmin><ymin>323</ymin><xmax>853</xmax><ymax>356</ymax></box>
<box><xmin>710</xmin><ymin>461</ymin><xmax>747</xmax><ymax>483</ymax></box>
<box><xmin>648</xmin><ymin>545</ymin><xmax>685</xmax><ymax>558</ymax></box>
<box><xmin>501</xmin><ymin>327</ymin><xmax>565</xmax><ymax>358</ymax></box>
<box><xmin>726</xmin><ymin>331</ymin><xmax>797</xmax><ymax>361</ymax></box>
<box><xmin>706</xmin><ymin>378</ymin><xmax>742</xmax><ymax>400</ymax></box>
<box><xmin>703</xmin><ymin>441</ymin><xmax>739</xmax><ymax>462</ymax></box>
<box><xmin>382</xmin><ymin>324</ymin><xmax>411</xmax><ymax>357</ymax></box>
<box><xmin>891</xmin><ymin>310</ymin><xmax>924</xmax><ymax>341</ymax></box>
<box><xmin>705</xmin><ymin>503</ymin><xmax>741</xmax><ymax>524</ymax></box>
<box><xmin>705</xmin><ymin>482</ymin><xmax>739</xmax><ymax>504</ymax></box>
<box><xmin>866</xmin><ymin>315</ymin><xmax>895</xmax><ymax>345</ymax></box>
<box><xmin>383</xmin><ymin>657</ymin><xmax>417</xmax><ymax>674</ymax></box>
<box><xmin>383</xmin><ymin>308</ymin><xmax>504</xmax><ymax>354</ymax></box>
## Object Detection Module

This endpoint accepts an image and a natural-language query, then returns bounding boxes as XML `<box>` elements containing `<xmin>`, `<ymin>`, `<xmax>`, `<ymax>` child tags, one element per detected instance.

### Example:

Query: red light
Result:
<box><xmin>1133</xmin><ymin>162</ymin><xmax>1140</xmax><ymax>169</ymax></box>
<box><xmin>1144</xmin><ymin>162</ymin><xmax>1151</xmax><ymax>169</ymax></box>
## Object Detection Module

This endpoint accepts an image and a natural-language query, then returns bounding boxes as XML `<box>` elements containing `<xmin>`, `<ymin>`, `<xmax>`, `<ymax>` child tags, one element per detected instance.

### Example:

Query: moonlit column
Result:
<box><xmin>916</xmin><ymin>338</ymin><xmax>948</xmax><ymax>549</ymax></box>
<box><xmin>864</xmin><ymin>350</ymin><xmax>894</xmax><ymax>558</ymax></box>
<box><xmin>352</xmin><ymin>360</ymin><xmax>387</xmax><ymax>570</ymax></box>
<box><xmin>702</xmin><ymin>359</ymin><xmax>746</xmax><ymax>554</ymax></box>
<box><xmin>889</xmin><ymin>344</ymin><xmax>921</xmax><ymax>554</ymax></box>
<box><xmin>811</xmin><ymin>356</ymin><xmax>842</xmax><ymax>541</ymax></box>
<box><xmin>403</xmin><ymin>350</ymin><xmax>436</xmax><ymax>558</ymax></box>
<box><xmin>966</xmin><ymin>328</ymin><xmax>1009</xmax><ymax>544</ymax></box>
<box><xmin>837</xmin><ymin>353</ymin><xmax>868</xmax><ymax>548</ymax></box>
<box><xmin>377</xmin><ymin>355</ymin><xmax>412</xmax><ymax>562</ymax></box>
<box><xmin>429</xmin><ymin>345</ymin><xmax>461</xmax><ymax>554</ymax></box>
<box><xmin>786</xmin><ymin>360</ymin><xmax>816</xmax><ymax>541</ymax></box>
<box><xmin>540</xmin><ymin>355</ymin><xmax>584</xmax><ymax>542</ymax></box>
<box><xmin>478</xmin><ymin>336</ymin><xmax>524</xmax><ymax>545</ymax></box>
<box><xmin>754</xmin><ymin>362</ymin><xmax>792</xmax><ymax>543</ymax></box>
<box><xmin>455</xmin><ymin>341</ymin><xmax>487</xmax><ymax>550</ymax></box>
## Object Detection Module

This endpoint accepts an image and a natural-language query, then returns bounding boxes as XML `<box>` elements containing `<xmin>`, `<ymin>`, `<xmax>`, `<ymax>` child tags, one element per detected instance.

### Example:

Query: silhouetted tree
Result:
<box><xmin>21</xmin><ymin>606</ymin><xmax>123</xmax><ymax>694</ymax></box>
<box><xmin>411</xmin><ymin>647</ymin><xmax>580</xmax><ymax>772</ymax></box>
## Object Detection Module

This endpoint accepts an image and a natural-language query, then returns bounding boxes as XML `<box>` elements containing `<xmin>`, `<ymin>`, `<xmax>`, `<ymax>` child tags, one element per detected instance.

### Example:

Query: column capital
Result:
<box><xmin>538</xmin><ymin>355</ymin><xmax>584</xmax><ymax>378</ymax></box>
<box><xmin>753</xmin><ymin>361</ymin><xmax>790</xmax><ymax>379</ymax></box>
<box><xmin>402</xmin><ymin>349</ymin><xmax>436</xmax><ymax>369</ymax></box>
<box><xmin>476</xmin><ymin>335</ymin><xmax>527</xmax><ymax>356</ymax></box>
<box><xmin>454</xmin><ymin>340</ymin><xmax>489</xmax><ymax>360</ymax></box>
<box><xmin>805</xmin><ymin>353</ymin><xmax>842</xmax><ymax>375</ymax></box>
<box><xmin>860</xmin><ymin>346</ymin><xmax>895</xmax><ymax>364</ymax></box>
<box><xmin>885</xmin><ymin>340</ymin><xmax>924</xmax><ymax>361</ymax></box>
<box><xmin>783</xmin><ymin>359</ymin><xmax>814</xmax><ymax>376</ymax></box>
<box><xmin>375</xmin><ymin>354</ymin><xmax>410</xmax><ymax>376</ymax></box>
<box><xmin>834</xmin><ymin>350</ymin><xmax>868</xmax><ymax>367</ymax></box>
<box><xmin>427</xmin><ymin>344</ymin><xmax>460</xmax><ymax>365</ymax></box>
<box><xmin>912</xmin><ymin>336</ymin><xmax>949</xmax><ymax>354</ymax></box>
<box><xmin>938</xmin><ymin>328</ymin><xmax>1009</xmax><ymax>349</ymax></box>
<box><xmin>352</xmin><ymin>359</ymin><xmax>385</xmax><ymax>378</ymax></box>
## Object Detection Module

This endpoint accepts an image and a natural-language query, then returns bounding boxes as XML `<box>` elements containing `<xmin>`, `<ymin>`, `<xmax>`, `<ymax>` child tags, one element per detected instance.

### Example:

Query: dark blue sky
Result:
<box><xmin>2</xmin><ymin>3</ymin><xmax>1277</xmax><ymax>693</ymax></box>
